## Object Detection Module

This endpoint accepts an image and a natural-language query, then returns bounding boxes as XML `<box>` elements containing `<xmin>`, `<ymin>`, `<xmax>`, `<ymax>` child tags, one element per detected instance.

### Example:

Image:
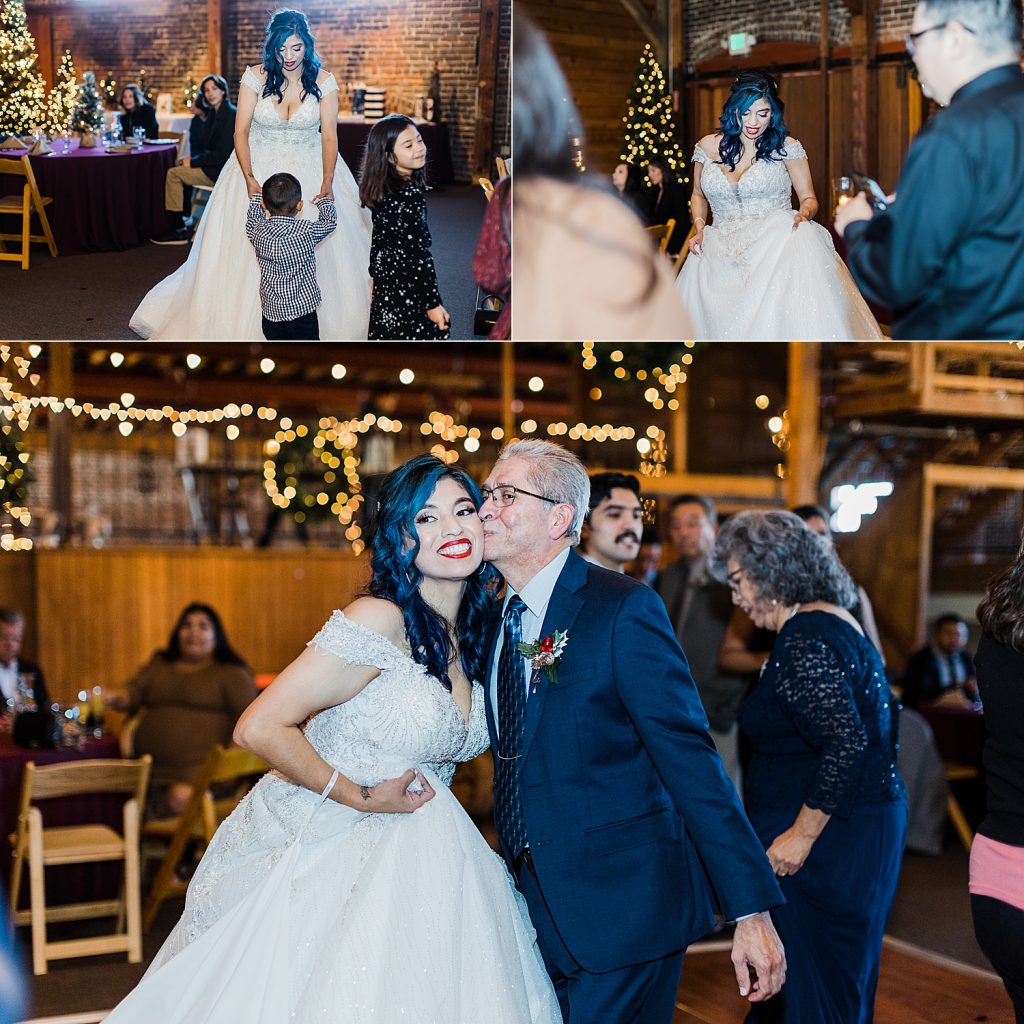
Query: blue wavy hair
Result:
<box><xmin>717</xmin><ymin>70</ymin><xmax>789</xmax><ymax>172</ymax></box>
<box><xmin>261</xmin><ymin>9</ymin><xmax>322</xmax><ymax>105</ymax></box>
<box><xmin>367</xmin><ymin>454</ymin><xmax>498</xmax><ymax>690</ymax></box>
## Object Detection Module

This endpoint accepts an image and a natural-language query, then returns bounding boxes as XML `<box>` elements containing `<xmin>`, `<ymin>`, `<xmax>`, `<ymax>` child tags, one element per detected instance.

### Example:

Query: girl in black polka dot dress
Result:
<box><xmin>359</xmin><ymin>114</ymin><xmax>451</xmax><ymax>340</ymax></box>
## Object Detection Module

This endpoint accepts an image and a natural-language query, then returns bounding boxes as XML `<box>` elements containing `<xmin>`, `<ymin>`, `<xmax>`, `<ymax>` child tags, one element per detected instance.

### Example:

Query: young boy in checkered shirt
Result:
<box><xmin>245</xmin><ymin>172</ymin><xmax>336</xmax><ymax>340</ymax></box>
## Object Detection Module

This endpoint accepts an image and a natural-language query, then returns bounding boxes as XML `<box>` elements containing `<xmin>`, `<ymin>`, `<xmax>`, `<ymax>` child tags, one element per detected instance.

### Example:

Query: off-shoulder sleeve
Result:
<box><xmin>783</xmin><ymin>138</ymin><xmax>807</xmax><ymax>160</ymax></box>
<box><xmin>307</xmin><ymin>610</ymin><xmax>404</xmax><ymax>670</ymax></box>
<box><xmin>240</xmin><ymin>67</ymin><xmax>264</xmax><ymax>95</ymax></box>
<box><xmin>770</xmin><ymin>629</ymin><xmax>868</xmax><ymax>818</ymax></box>
<box><xmin>692</xmin><ymin>143</ymin><xmax>712</xmax><ymax>166</ymax></box>
<box><xmin>318</xmin><ymin>72</ymin><xmax>339</xmax><ymax>97</ymax></box>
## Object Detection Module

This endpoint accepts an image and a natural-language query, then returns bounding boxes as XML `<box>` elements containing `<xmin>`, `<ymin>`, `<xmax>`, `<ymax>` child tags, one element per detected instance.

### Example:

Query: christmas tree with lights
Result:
<box><xmin>70</xmin><ymin>70</ymin><xmax>105</xmax><ymax>135</ymax></box>
<box><xmin>0</xmin><ymin>0</ymin><xmax>48</xmax><ymax>135</ymax></box>
<box><xmin>46</xmin><ymin>48</ymin><xmax>77</xmax><ymax>133</ymax></box>
<box><xmin>620</xmin><ymin>44</ymin><xmax>686</xmax><ymax>176</ymax></box>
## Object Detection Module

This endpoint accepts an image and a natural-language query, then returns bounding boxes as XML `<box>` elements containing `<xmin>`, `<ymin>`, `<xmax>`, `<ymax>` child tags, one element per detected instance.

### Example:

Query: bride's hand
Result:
<box><xmin>361</xmin><ymin>769</ymin><xmax>435</xmax><ymax>813</ymax></box>
<box><xmin>314</xmin><ymin>182</ymin><xmax>335</xmax><ymax>202</ymax></box>
<box><xmin>245</xmin><ymin>174</ymin><xmax>262</xmax><ymax>198</ymax></box>
<box><xmin>688</xmin><ymin>229</ymin><xmax>704</xmax><ymax>256</ymax></box>
<box><xmin>792</xmin><ymin>211</ymin><xmax>808</xmax><ymax>231</ymax></box>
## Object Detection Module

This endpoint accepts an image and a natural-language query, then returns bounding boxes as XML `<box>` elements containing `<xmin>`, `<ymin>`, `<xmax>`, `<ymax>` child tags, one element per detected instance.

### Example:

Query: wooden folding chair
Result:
<box><xmin>944</xmin><ymin>761</ymin><xmax>978</xmax><ymax>852</ymax></box>
<box><xmin>644</xmin><ymin>219</ymin><xmax>676</xmax><ymax>255</ymax></box>
<box><xmin>8</xmin><ymin>756</ymin><xmax>152</xmax><ymax>975</ymax></box>
<box><xmin>495</xmin><ymin>156</ymin><xmax>509</xmax><ymax>180</ymax></box>
<box><xmin>478</xmin><ymin>176</ymin><xmax>495</xmax><ymax>202</ymax></box>
<box><xmin>157</xmin><ymin>130</ymin><xmax>186</xmax><ymax>158</ymax></box>
<box><xmin>142</xmin><ymin>744</ymin><xmax>267</xmax><ymax>930</ymax></box>
<box><xmin>672</xmin><ymin>224</ymin><xmax>698</xmax><ymax>277</ymax></box>
<box><xmin>189</xmin><ymin>183</ymin><xmax>214</xmax><ymax>225</ymax></box>
<box><xmin>0</xmin><ymin>154</ymin><xmax>58</xmax><ymax>269</ymax></box>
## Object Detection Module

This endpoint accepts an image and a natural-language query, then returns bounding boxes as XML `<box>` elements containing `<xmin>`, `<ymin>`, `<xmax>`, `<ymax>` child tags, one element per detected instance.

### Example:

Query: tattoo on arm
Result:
<box><xmin>360</xmin><ymin>785</ymin><xmax>371</xmax><ymax>802</ymax></box>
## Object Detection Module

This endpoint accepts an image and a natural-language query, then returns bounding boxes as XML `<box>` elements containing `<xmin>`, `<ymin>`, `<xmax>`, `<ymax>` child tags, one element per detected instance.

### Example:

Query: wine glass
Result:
<box><xmin>832</xmin><ymin>176</ymin><xmax>856</xmax><ymax>209</ymax></box>
<box><xmin>133</xmin><ymin>126</ymin><xmax>146</xmax><ymax>147</ymax></box>
<box><xmin>16</xmin><ymin>672</ymin><xmax>37</xmax><ymax>713</ymax></box>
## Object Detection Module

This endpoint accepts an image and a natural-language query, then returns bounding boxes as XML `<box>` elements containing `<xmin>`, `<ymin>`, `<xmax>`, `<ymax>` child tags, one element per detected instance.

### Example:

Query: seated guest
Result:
<box><xmin>152</xmin><ymin>74</ymin><xmax>236</xmax><ymax>245</ymax></box>
<box><xmin>579</xmin><ymin>471</ymin><xmax>643</xmax><ymax>572</ymax></box>
<box><xmin>0</xmin><ymin>608</ymin><xmax>48</xmax><ymax>709</ymax></box>
<box><xmin>642</xmin><ymin>156</ymin><xmax>690</xmax><ymax>254</ymax></box>
<box><xmin>611</xmin><ymin>160</ymin><xmax>646</xmax><ymax>220</ymax></box>
<box><xmin>119</xmin><ymin>84</ymin><xmax>159</xmax><ymax>140</ymax></box>
<box><xmin>627</xmin><ymin>525</ymin><xmax>663</xmax><ymax>586</ymax></box>
<box><xmin>107</xmin><ymin>602</ymin><xmax>257</xmax><ymax>815</ymax></box>
<box><xmin>902</xmin><ymin>613</ymin><xmax>978</xmax><ymax>708</ymax></box>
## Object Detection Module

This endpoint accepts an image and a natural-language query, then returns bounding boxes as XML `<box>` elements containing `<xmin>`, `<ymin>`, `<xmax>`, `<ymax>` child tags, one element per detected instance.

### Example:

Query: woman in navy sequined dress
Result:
<box><xmin>359</xmin><ymin>114</ymin><xmax>450</xmax><ymax>340</ymax></box>
<box><xmin>714</xmin><ymin>511</ymin><xmax>907</xmax><ymax>1024</ymax></box>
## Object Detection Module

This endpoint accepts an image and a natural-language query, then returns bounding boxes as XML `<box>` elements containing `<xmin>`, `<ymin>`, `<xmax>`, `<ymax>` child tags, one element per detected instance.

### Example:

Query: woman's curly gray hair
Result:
<box><xmin>711</xmin><ymin>509</ymin><xmax>857</xmax><ymax>608</ymax></box>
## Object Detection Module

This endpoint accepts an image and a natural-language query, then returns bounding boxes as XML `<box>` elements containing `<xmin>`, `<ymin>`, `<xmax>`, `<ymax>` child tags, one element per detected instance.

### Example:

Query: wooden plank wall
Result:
<box><xmin>5</xmin><ymin>550</ymin><xmax>369</xmax><ymax>704</ymax></box>
<box><xmin>522</xmin><ymin>0</ymin><xmax>647</xmax><ymax>174</ymax></box>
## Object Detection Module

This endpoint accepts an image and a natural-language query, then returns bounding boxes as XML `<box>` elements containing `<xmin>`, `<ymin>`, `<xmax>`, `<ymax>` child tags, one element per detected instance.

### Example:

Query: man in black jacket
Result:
<box><xmin>152</xmin><ymin>75</ymin><xmax>237</xmax><ymax>245</ymax></box>
<box><xmin>0</xmin><ymin>608</ymin><xmax>49</xmax><ymax>710</ymax></box>
<box><xmin>901</xmin><ymin>613</ymin><xmax>978</xmax><ymax>708</ymax></box>
<box><xmin>835</xmin><ymin>0</ymin><xmax>1024</xmax><ymax>339</ymax></box>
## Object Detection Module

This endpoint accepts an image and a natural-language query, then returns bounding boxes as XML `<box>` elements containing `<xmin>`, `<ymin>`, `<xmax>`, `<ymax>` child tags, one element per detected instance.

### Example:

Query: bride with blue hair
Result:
<box><xmin>105</xmin><ymin>454</ymin><xmax>561</xmax><ymax>1022</ymax></box>
<box><xmin>676</xmin><ymin>70</ymin><xmax>881</xmax><ymax>339</ymax></box>
<box><xmin>130</xmin><ymin>8</ymin><xmax>371</xmax><ymax>340</ymax></box>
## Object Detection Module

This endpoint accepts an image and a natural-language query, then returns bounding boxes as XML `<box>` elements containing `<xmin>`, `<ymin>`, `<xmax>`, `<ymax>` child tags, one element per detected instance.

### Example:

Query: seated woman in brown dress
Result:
<box><xmin>109</xmin><ymin>603</ymin><xmax>257</xmax><ymax>814</ymax></box>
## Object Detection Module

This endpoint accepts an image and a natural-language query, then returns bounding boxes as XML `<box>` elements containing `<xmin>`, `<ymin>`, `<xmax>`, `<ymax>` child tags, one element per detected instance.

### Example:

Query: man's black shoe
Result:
<box><xmin>151</xmin><ymin>227</ymin><xmax>191</xmax><ymax>246</ymax></box>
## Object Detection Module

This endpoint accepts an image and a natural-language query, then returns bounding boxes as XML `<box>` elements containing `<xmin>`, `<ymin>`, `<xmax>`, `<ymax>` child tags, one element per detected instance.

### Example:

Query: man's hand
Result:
<box><xmin>360</xmin><ymin>769</ymin><xmax>435</xmax><ymax>813</ymax></box>
<box><xmin>731</xmin><ymin>911</ymin><xmax>786</xmax><ymax>1002</ymax></box>
<box><xmin>833</xmin><ymin>191</ymin><xmax>874</xmax><ymax>237</ymax></box>
<box><xmin>178</xmin><ymin>155</ymin><xmax>192</xmax><ymax>168</ymax></box>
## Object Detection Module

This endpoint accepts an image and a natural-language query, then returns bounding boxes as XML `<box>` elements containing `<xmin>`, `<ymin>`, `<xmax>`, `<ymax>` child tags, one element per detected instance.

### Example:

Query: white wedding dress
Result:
<box><xmin>105</xmin><ymin>612</ymin><xmax>561</xmax><ymax>1023</ymax></box>
<box><xmin>676</xmin><ymin>140</ymin><xmax>881</xmax><ymax>340</ymax></box>
<box><xmin>130</xmin><ymin>69</ymin><xmax>372</xmax><ymax>340</ymax></box>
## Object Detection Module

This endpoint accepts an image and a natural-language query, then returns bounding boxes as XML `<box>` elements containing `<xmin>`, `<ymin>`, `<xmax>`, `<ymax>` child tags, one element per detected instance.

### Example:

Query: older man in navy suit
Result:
<box><xmin>480</xmin><ymin>439</ymin><xmax>786</xmax><ymax>1023</ymax></box>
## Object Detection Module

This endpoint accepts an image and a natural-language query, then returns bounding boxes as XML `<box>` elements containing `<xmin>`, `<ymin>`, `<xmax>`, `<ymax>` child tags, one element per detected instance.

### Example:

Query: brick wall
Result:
<box><xmin>686</xmin><ymin>0</ymin><xmax>1024</xmax><ymax>66</ymax></box>
<box><xmin>25</xmin><ymin>0</ymin><xmax>509</xmax><ymax>181</ymax></box>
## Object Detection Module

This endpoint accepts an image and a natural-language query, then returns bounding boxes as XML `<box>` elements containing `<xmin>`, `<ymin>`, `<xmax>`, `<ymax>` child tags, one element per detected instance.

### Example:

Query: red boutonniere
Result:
<box><xmin>516</xmin><ymin>630</ymin><xmax>569</xmax><ymax>685</ymax></box>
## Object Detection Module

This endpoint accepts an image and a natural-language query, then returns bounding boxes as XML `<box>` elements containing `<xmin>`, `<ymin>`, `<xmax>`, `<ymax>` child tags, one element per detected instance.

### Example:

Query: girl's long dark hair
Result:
<box><xmin>367</xmin><ymin>455</ymin><xmax>498</xmax><ymax>689</ymax></box>
<box><xmin>261</xmin><ymin>9</ymin><xmax>322</xmax><ymax>106</ymax></box>
<box><xmin>978</xmin><ymin>535</ymin><xmax>1024</xmax><ymax>651</ymax></box>
<box><xmin>197</xmin><ymin>74</ymin><xmax>231</xmax><ymax>114</ymax></box>
<box><xmin>120</xmin><ymin>84</ymin><xmax>149</xmax><ymax>110</ymax></box>
<box><xmin>159</xmin><ymin>603</ymin><xmax>248</xmax><ymax>666</ymax></box>
<box><xmin>358</xmin><ymin>114</ymin><xmax>427</xmax><ymax>209</ymax></box>
<box><xmin>717</xmin><ymin>70</ymin><xmax>790</xmax><ymax>172</ymax></box>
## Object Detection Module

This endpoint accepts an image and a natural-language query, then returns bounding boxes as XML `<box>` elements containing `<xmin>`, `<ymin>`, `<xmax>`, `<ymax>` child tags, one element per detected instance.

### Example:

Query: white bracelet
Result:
<box><xmin>694</xmin><ymin>217</ymin><xmax>706</xmax><ymax>227</ymax></box>
<box><xmin>320</xmin><ymin>769</ymin><xmax>340</xmax><ymax>799</ymax></box>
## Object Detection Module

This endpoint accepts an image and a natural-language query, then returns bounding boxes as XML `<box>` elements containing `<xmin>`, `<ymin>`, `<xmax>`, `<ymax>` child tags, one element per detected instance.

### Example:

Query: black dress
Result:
<box><xmin>741</xmin><ymin>611</ymin><xmax>907</xmax><ymax>1024</ymax></box>
<box><xmin>643</xmin><ymin>180</ymin><xmax>690</xmax><ymax>254</ymax></box>
<box><xmin>367</xmin><ymin>185</ymin><xmax>448</xmax><ymax>341</ymax></box>
<box><xmin>119</xmin><ymin>104</ymin><xmax>159</xmax><ymax>140</ymax></box>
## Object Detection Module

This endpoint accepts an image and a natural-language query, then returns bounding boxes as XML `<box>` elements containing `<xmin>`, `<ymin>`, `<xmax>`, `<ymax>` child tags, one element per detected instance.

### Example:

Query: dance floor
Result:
<box><xmin>674</xmin><ymin>936</ymin><xmax>1014</xmax><ymax>1024</ymax></box>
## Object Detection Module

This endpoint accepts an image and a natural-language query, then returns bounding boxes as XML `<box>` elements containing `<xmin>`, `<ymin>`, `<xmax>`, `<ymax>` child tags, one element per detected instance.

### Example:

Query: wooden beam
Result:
<box><xmin>618</xmin><ymin>0</ymin><xmax>664</xmax><ymax>62</ymax></box>
<box><xmin>471</xmin><ymin>0</ymin><xmax>502</xmax><ymax>180</ymax></box>
<box><xmin>207</xmin><ymin>0</ymin><xmax>226</xmax><ymax>74</ymax></box>
<box><xmin>47</xmin><ymin>343</ymin><xmax>73</xmax><ymax>545</ymax></box>
<box><xmin>785</xmin><ymin>342</ymin><xmax>823</xmax><ymax>507</ymax></box>
<box><xmin>848</xmin><ymin>0</ymin><xmax>878</xmax><ymax>176</ymax></box>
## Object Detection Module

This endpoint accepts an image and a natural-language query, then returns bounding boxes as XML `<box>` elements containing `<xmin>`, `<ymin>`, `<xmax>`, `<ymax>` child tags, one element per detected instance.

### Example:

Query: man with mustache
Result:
<box><xmin>480</xmin><ymin>442</ymin><xmax>785</xmax><ymax>1023</ymax></box>
<box><xmin>655</xmin><ymin>495</ymin><xmax>748</xmax><ymax>793</ymax></box>
<box><xmin>579</xmin><ymin>472</ymin><xmax>643</xmax><ymax>573</ymax></box>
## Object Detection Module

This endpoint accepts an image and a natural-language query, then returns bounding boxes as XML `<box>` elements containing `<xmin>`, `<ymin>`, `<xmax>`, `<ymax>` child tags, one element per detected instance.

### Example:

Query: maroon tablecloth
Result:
<box><xmin>0</xmin><ymin>138</ymin><xmax>177</xmax><ymax>255</ymax></box>
<box><xmin>337</xmin><ymin>120</ymin><xmax>454</xmax><ymax>184</ymax></box>
<box><xmin>917</xmin><ymin>702</ymin><xmax>986</xmax><ymax>770</ymax></box>
<box><xmin>0</xmin><ymin>730</ymin><xmax>123</xmax><ymax>907</ymax></box>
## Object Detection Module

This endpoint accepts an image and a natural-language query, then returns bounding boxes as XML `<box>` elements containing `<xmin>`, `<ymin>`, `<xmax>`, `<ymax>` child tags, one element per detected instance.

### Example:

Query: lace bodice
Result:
<box><xmin>299</xmin><ymin>611</ymin><xmax>488</xmax><ymax>788</ymax></box>
<box><xmin>241</xmin><ymin>66</ymin><xmax>336</xmax><ymax>156</ymax></box>
<box><xmin>694</xmin><ymin>139</ymin><xmax>806</xmax><ymax>226</ymax></box>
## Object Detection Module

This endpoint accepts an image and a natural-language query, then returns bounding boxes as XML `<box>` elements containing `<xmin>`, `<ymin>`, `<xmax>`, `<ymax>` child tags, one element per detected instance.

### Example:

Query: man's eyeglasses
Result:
<box><xmin>481</xmin><ymin>484</ymin><xmax>561</xmax><ymax>508</ymax></box>
<box><xmin>904</xmin><ymin>21</ymin><xmax>974</xmax><ymax>53</ymax></box>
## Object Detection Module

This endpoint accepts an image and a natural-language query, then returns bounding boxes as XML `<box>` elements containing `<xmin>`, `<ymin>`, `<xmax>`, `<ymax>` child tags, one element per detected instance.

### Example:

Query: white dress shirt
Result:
<box><xmin>0</xmin><ymin>660</ymin><xmax>20</xmax><ymax>702</ymax></box>
<box><xmin>489</xmin><ymin>546</ymin><xmax>572</xmax><ymax>737</ymax></box>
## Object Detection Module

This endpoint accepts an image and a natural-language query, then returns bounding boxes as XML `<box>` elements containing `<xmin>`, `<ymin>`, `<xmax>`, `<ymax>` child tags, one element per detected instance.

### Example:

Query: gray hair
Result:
<box><xmin>496</xmin><ymin>439</ymin><xmax>590</xmax><ymax>543</ymax></box>
<box><xmin>919</xmin><ymin>0</ymin><xmax>1022</xmax><ymax>54</ymax></box>
<box><xmin>0</xmin><ymin>608</ymin><xmax>25</xmax><ymax>626</ymax></box>
<box><xmin>711</xmin><ymin>510</ymin><xmax>858</xmax><ymax>608</ymax></box>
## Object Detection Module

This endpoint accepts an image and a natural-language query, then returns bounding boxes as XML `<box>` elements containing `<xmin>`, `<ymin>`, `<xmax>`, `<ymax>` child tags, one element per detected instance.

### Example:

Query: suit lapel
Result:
<box><xmin>519</xmin><ymin>551</ymin><xmax>588</xmax><ymax>762</ymax></box>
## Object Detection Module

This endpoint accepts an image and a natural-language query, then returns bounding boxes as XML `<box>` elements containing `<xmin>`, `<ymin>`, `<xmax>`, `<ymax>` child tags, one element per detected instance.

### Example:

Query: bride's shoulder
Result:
<box><xmin>782</xmin><ymin>136</ymin><xmax>807</xmax><ymax>158</ymax></box>
<box><xmin>342</xmin><ymin>597</ymin><xmax>407</xmax><ymax>649</ymax></box>
<box><xmin>240</xmin><ymin>65</ymin><xmax>267</xmax><ymax>92</ymax></box>
<box><xmin>316</xmin><ymin>69</ymin><xmax>339</xmax><ymax>94</ymax></box>
<box><xmin>695</xmin><ymin>134</ymin><xmax>720</xmax><ymax>161</ymax></box>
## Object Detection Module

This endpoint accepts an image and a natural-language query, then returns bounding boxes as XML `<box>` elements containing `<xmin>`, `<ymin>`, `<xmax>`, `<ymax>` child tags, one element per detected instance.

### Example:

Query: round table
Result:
<box><xmin>337</xmin><ymin>119</ymin><xmax>454</xmax><ymax>184</ymax></box>
<box><xmin>0</xmin><ymin>137</ymin><xmax>178</xmax><ymax>255</ymax></box>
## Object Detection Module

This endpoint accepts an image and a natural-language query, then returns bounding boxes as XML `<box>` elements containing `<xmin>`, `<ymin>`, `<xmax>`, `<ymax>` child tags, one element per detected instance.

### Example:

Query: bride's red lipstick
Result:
<box><xmin>438</xmin><ymin>540</ymin><xmax>473</xmax><ymax>559</ymax></box>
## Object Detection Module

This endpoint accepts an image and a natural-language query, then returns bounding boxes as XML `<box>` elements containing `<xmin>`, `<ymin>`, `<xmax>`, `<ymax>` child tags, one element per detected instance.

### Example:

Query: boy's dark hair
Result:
<box><xmin>263</xmin><ymin>172</ymin><xmax>302</xmax><ymax>215</ymax></box>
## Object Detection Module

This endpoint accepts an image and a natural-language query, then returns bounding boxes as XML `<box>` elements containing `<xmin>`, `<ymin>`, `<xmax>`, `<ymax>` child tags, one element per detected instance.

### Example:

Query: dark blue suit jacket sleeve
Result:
<box><xmin>612</xmin><ymin>585</ymin><xmax>783</xmax><ymax>920</ymax></box>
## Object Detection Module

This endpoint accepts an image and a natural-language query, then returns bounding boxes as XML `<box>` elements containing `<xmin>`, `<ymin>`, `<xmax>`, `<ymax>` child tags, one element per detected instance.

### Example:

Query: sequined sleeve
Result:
<box><xmin>692</xmin><ymin>143</ymin><xmax>712</xmax><ymax>167</ymax></box>
<box><xmin>240</xmin><ymin>67</ymin><xmax>263</xmax><ymax>95</ymax></box>
<box><xmin>307</xmin><ymin>611</ymin><xmax>404</xmax><ymax>671</ymax></box>
<box><xmin>318</xmin><ymin>72</ymin><xmax>339</xmax><ymax>97</ymax></box>
<box><xmin>782</xmin><ymin>138</ymin><xmax>807</xmax><ymax>160</ymax></box>
<box><xmin>770</xmin><ymin>630</ymin><xmax>869</xmax><ymax>817</ymax></box>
